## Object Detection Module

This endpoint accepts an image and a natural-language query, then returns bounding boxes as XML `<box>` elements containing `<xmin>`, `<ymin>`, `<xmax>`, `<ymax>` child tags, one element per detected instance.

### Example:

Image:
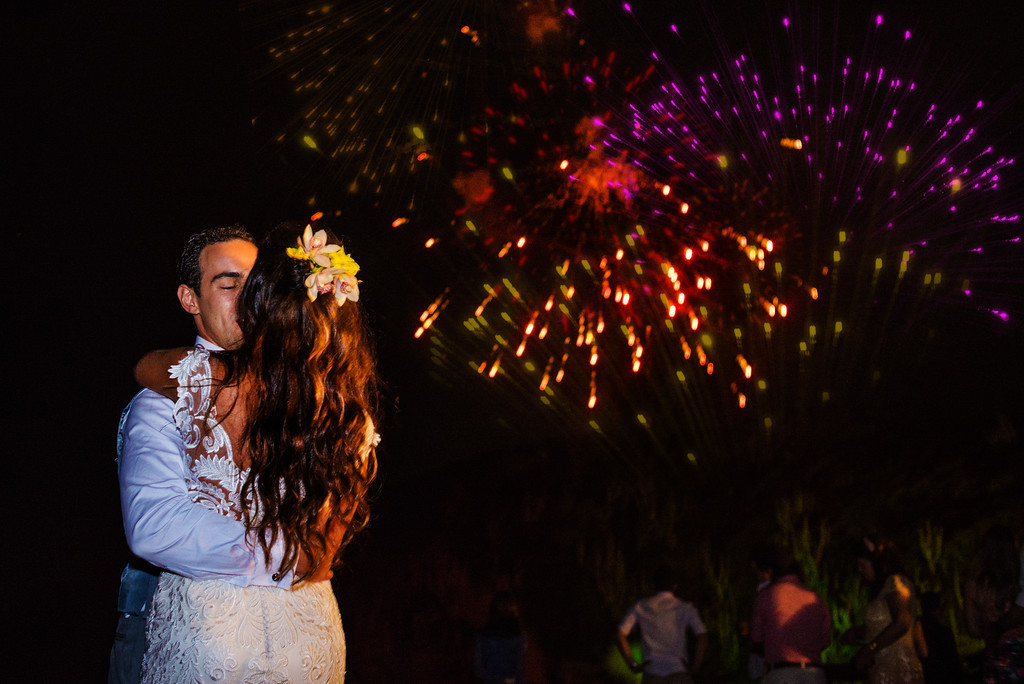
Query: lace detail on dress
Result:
<box><xmin>170</xmin><ymin>347</ymin><xmax>250</xmax><ymax>519</ymax></box>
<box><xmin>144</xmin><ymin>574</ymin><xmax>346</xmax><ymax>684</ymax></box>
<box><xmin>171</xmin><ymin>347</ymin><xmax>230</xmax><ymax>457</ymax></box>
<box><xmin>143</xmin><ymin>346</ymin><xmax>346</xmax><ymax>683</ymax></box>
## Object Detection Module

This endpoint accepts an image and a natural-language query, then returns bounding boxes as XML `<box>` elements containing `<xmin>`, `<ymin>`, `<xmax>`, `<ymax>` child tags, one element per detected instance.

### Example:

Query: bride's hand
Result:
<box><xmin>295</xmin><ymin>547</ymin><xmax>334</xmax><ymax>583</ymax></box>
<box><xmin>293</xmin><ymin>497</ymin><xmax>351</xmax><ymax>585</ymax></box>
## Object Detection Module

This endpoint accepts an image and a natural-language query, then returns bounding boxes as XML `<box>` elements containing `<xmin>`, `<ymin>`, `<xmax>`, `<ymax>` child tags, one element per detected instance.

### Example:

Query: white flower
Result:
<box><xmin>288</xmin><ymin>224</ymin><xmax>361</xmax><ymax>304</ymax></box>
<box><xmin>287</xmin><ymin>224</ymin><xmax>341</xmax><ymax>267</ymax></box>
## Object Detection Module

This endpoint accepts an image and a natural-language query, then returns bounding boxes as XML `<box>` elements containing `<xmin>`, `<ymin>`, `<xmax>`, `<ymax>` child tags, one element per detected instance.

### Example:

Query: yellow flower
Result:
<box><xmin>328</xmin><ymin>248</ymin><xmax>360</xmax><ymax>277</ymax></box>
<box><xmin>288</xmin><ymin>224</ymin><xmax>361</xmax><ymax>304</ymax></box>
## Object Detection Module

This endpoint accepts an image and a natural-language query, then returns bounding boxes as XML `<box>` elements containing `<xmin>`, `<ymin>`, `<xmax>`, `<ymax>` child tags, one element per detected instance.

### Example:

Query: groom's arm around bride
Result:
<box><xmin>108</xmin><ymin>226</ymin><xmax>290</xmax><ymax>684</ymax></box>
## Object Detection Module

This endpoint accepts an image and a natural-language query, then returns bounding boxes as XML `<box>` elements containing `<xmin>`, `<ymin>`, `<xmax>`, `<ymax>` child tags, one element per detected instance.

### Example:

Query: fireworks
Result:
<box><xmin>245</xmin><ymin>0</ymin><xmax>574</xmax><ymax>210</ymax></box>
<box><xmin>414</xmin><ymin>3</ymin><xmax>1022</xmax><ymax>458</ymax></box>
<box><xmin>245</xmin><ymin>0</ymin><xmax>1022</xmax><ymax>460</ymax></box>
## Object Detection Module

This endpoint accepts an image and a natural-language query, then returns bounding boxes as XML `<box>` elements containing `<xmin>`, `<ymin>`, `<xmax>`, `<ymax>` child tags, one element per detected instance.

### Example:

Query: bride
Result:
<box><xmin>134</xmin><ymin>222</ymin><xmax>379</xmax><ymax>683</ymax></box>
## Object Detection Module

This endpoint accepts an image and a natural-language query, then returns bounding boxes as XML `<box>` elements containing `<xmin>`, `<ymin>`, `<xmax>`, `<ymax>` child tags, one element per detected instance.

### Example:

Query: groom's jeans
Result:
<box><xmin>108</xmin><ymin>563</ymin><xmax>158</xmax><ymax>684</ymax></box>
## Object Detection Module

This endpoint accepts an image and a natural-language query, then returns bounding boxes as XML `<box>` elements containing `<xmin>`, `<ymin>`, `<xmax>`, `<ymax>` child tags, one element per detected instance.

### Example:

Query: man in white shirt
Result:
<box><xmin>618</xmin><ymin>564</ymin><xmax>708</xmax><ymax>683</ymax></box>
<box><xmin>108</xmin><ymin>226</ymin><xmax>290</xmax><ymax>683</ymax></box>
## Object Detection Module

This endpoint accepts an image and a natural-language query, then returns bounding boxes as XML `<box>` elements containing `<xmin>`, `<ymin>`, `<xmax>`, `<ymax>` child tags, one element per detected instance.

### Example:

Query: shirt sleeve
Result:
<box><xmin>117</xmin><ymin>389</ymin><xmax>292</xmax><ymax>587</ymax></box>
<box><xmin>618</xmin><ymin>606</ymin><xmax>638</xmax><ymax>636</ymax></box>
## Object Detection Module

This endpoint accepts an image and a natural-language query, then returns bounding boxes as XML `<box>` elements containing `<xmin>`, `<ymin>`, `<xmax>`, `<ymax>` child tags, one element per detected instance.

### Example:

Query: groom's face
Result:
<box><xmin>179</xmin><ymin>238</ymin><xmax>258</xmax><ymax>349</ymax></box>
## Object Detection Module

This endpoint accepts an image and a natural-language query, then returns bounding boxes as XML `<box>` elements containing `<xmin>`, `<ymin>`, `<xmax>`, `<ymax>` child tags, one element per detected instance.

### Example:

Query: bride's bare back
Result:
<box><xmin>136</xmin><ymin>345</ymin><xmax>343</xmax><ymax>583</ymax></box>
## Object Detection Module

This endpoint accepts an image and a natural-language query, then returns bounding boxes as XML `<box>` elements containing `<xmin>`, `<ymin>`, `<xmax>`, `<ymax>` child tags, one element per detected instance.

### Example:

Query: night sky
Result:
<box><xmin>5</xmin><ymin>1</ymin><xmax>1024</xmax><ymax>681</ymax></box>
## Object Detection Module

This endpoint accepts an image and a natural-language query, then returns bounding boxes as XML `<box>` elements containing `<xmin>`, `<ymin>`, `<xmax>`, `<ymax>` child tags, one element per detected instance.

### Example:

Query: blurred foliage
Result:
<box><xmin>703</xmin><ymin>551</ymin><xmax>741</xmax><ymax>671</ymax></box>
<box><xmin>342</xmin><ymin>436</ymin><xmax>1021</xmax><ymax>679</ymax></box>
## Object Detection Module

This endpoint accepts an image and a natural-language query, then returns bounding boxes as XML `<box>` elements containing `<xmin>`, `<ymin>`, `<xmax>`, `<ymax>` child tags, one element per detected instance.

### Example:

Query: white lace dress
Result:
<box><xmin>141</xmin><ymin>347</ymin><xmax>346</xmax><ymax>684</ymax></box>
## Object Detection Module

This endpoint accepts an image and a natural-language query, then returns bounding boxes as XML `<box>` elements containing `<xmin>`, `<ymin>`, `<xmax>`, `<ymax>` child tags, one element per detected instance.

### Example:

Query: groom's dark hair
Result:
<box><xmin>177</xmin><ymin>224</ymin><xmax>255</xmax><ymax>294</ymax></box>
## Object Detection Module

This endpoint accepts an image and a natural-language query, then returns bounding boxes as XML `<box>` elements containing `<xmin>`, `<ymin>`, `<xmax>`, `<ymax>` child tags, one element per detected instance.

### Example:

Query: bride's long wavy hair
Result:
<box><xmin>226</xmin><ymin>221</ymin><xmax>378</xmax><ymax>580</ymax></box>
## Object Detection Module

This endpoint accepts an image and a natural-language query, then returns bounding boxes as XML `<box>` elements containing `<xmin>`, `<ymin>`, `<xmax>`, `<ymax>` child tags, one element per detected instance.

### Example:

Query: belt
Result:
<box><xmin>766</xmin><ymin>661</ymin><xmax>822</xmax><ymax>671</ymax></box>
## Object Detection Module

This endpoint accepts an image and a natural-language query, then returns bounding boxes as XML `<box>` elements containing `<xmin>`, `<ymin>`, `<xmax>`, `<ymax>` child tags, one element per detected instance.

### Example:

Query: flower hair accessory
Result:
<box><xmin>286</xmin><ymin>224</ymin><xmax>361</xmax><ymax>305</ymax></box>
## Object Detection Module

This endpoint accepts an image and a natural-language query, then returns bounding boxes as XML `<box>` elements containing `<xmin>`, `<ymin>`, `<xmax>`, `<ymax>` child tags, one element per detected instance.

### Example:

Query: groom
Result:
<box><xmin>109</xmin><ymin>225</ymin><xmax>291</xmax><ymax>683</ymax></box>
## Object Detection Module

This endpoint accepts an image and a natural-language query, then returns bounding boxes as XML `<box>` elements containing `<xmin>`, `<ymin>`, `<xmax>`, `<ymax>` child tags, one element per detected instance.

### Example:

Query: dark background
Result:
<box><xmin>4</xmin><ymin>1</ymin><xmax>1023</xmax><ymax>681</ymax></box>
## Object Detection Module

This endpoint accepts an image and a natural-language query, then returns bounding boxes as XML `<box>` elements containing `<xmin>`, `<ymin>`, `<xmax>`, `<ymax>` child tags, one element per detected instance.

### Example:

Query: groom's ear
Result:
<box><xmin>178</xmin><ymin>284</ymin><xmax>201</xmax><ymax>315</ymax></box>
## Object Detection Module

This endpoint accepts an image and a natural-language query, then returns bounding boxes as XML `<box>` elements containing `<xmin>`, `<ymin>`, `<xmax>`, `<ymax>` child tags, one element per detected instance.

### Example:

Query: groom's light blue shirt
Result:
<box><xmin>116</xmin><ymin>336</ymin><xmax>291</xmax><ymax>613</ymax></box>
